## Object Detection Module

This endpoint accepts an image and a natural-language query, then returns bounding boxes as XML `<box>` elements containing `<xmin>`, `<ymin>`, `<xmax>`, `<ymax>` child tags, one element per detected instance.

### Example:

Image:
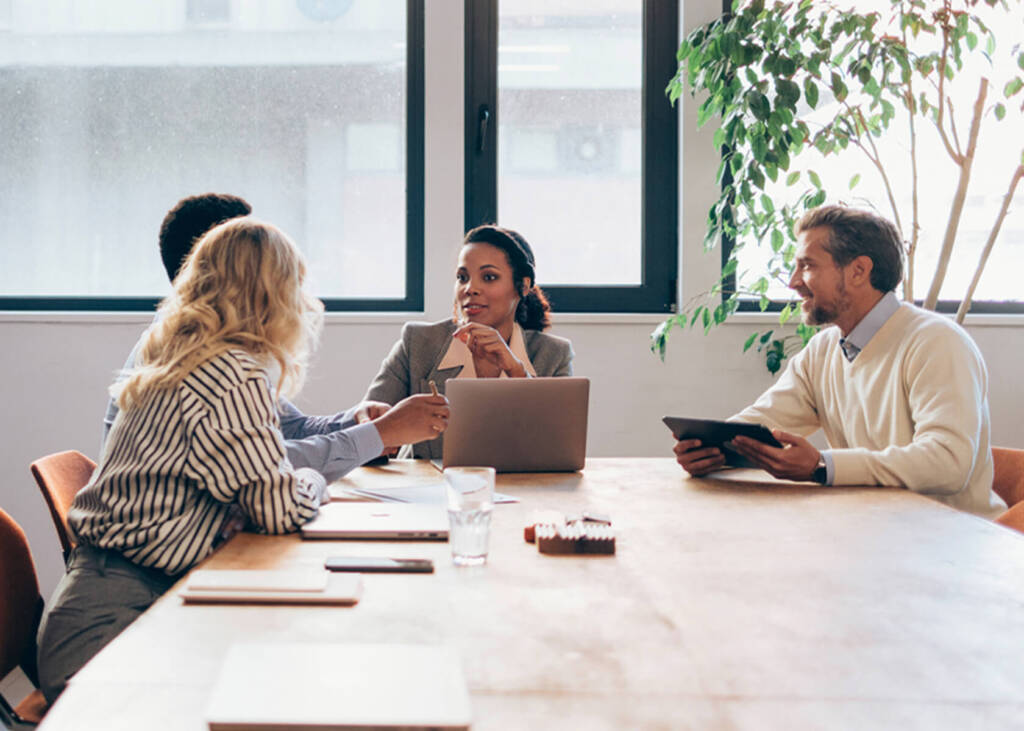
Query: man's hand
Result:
<box><xmin>371</xmin><ymin>394</ymin><xmax>450</xmax><ymax>449</ymax></box>
<box><xmin>353</xmin><ymin>400</ymin><xmax>392</xmax><ymax>424</ymax></box>
<box><xmin>673</xmin><ymin>439</ymin><xmax>727</xmax><ymax>476</ymax></box>
<box><xmin>729</xmin><ymin>429</ymin><xmax>820</xmax><ymax>481</ymax></box>
<box><xmin>355</xmin><ymin>400</ymin><xmax>400</xmax><ymax>456</ymax></box>
<box><xmin>453</xmin><ymin>323</ymin><xmax>526</xmax><ymax>378</ymax></box>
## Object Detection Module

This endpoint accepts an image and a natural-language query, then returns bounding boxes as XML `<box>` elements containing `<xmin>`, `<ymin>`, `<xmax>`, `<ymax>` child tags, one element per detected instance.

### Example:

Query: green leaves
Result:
<box><xmin>804</xmin><ymin>78</ymin><xmax>819</xmax><ymax>108</ymax></box>
<box><xmin>748</xmin><ymin>90</ymin><xmax>771</xmax><ymax>121</ymax></box>
<box><xmin>657</xmin><ymin>0</ymin><xmax>1024</xmax><ymax>376</ymax></box>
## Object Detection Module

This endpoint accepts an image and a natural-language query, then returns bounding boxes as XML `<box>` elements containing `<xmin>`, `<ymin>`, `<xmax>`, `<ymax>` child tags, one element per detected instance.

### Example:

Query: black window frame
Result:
<box><xmin>715</xmin><ymin>0</ymin><xmax>1024</xmax><ymax>316</ymax></box>
<box><xmin>0</xmin><ymin>0</ymin><xmax>425</xmax><ymax>313</ymax></box>
<box><xmin>464</xmin><ymin>0</ymin><xmax>679</xmax><ymax>314</ymax></box>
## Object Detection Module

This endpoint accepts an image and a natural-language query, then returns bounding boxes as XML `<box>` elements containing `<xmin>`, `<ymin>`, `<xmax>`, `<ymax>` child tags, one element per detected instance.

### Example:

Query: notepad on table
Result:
<box><xmin>205</xmin><ymin>643</ymin><xmax>472</xmax><ymax>730</ymax></box>
<box><xmin>181</xmin><ymin>569</ymin><xmax>362</xmax><ymax>606</ymax></box>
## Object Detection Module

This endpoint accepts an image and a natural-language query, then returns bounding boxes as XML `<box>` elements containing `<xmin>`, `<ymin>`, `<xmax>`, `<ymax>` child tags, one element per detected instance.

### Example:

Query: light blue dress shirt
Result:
<box><xmin>818</xmin><ymin>291</ymin><xmax>901</xmax><ymax>484</ymax></box>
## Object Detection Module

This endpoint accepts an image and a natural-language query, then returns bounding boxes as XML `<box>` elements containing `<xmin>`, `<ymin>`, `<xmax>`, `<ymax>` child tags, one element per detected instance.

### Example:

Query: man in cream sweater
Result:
<box><xmin>674</xmin><ymin>205</ymin><xmax>1006</xmax><ymax>518</ymax></box>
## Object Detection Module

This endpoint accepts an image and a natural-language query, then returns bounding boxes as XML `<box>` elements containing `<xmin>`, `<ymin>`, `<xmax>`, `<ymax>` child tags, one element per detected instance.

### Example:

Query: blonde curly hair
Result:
<box><xmin>114</xmin><ymin>217</ymin><xmax>324</xmax><ymax>409</ymax></box>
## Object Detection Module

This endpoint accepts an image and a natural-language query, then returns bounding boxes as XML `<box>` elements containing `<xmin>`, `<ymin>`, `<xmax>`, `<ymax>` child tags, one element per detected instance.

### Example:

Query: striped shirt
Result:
<box><xmin>70</xmin><ymin>349</ymin><xmax>325</xmax><ymax>575</ymax></box>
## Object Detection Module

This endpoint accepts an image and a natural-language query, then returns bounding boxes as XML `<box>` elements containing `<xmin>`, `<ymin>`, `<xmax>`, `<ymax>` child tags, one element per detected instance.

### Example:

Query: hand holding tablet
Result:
<box><xmin>664</xmin><ymin>416</ymin><xmax>782</xmax><ymax>474</ymax></box>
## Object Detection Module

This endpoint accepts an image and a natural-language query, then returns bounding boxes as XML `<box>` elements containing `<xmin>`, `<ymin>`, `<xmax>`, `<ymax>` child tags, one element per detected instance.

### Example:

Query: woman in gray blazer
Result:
<box><xmin>364</xmin><ymin>224</ymin><xmax>574</xmax><ymax>459</ymax></box>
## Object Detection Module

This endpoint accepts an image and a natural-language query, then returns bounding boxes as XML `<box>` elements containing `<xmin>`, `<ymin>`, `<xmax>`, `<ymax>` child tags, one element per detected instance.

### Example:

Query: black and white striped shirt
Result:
<box><xmin>70</xmin><ymin>349</ymin><xmax>324</xmax><ymax>575</ymax></box>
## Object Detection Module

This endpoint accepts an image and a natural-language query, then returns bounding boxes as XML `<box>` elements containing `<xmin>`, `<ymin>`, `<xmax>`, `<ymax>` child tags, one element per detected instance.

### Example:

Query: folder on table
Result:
<box><xmin>205</xmin><ymin>643</ymin><xmax>472</xmax><ymax>730</ymax></box>
<box><xmin>180</xmin><ymin>569</ymin><xmax>362</xmax><ymax>606</ymax></box>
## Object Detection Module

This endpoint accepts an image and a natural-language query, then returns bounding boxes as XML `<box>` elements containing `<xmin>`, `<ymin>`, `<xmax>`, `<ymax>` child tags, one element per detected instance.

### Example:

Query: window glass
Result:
<box><xmin>735</xmin><ymin>0</ymin><xmax>1023</xmax><ymax>304</ymax></box>
<box><xmin>0</xmin><ymin>0</ymin><xmax>407</xmax><ymax>300</ymax></box>
<box><xmin>497</xmin><ymin>1</ymin><xmax>642</xmax><ymax>286</ymax></box>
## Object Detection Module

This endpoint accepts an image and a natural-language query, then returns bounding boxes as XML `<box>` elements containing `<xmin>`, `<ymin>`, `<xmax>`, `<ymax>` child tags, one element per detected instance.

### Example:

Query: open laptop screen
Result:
<box><xmin>442</xmin><ymin>377</ymin><xmax>589</xmax><ymax>472</ymax></box>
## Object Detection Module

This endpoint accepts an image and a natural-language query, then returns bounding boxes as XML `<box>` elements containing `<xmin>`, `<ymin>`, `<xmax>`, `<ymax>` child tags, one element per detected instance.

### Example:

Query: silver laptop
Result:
<box><xmin>301</xmin><ymin>502</ymin><xmax>449</xmax><ymax>540</ymax></box>
<box><xmin>443</xmin><ymin>377</ymin><xmax>589</xmax><ymax>472</ymax></box>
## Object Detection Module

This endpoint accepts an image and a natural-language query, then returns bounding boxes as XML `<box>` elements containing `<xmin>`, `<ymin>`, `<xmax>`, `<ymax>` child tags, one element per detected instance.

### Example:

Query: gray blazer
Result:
<box><xmin>364</xmin><ymin>319</ymin><xmax>575</xmax><ymax>459</ymax></box>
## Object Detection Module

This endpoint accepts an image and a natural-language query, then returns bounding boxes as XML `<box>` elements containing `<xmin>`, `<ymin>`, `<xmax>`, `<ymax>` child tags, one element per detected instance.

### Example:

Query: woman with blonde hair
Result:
<box><xmin>36</xmin><ymin>218</ymin><xmax>448</xmax><ymax>702</ymax></box>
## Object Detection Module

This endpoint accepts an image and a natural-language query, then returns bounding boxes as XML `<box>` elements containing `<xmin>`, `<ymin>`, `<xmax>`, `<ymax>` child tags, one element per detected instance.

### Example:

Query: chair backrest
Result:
<box><xmin>995</xmin><ymin>501</ymin><xmax>1024</xmax><ymax>535</ymax></box>
<box><xmin>0</xmin><ymin>508</ymin><xmax>44</xmax><ymax>688</ymax></box>
<box><xmin>991</xmin><ymin>447</ymin><xmax>1024</xmax><ymax>509</ymax></box>
<box><xmin>29</xmin><ymin>450</ymin><xmax>96</xmax><ymax>561</ymax></box>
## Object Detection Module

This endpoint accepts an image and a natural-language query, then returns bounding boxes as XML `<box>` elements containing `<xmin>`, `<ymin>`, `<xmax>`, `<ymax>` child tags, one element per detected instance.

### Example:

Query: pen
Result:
<box><xmin>428</xmin><ymin>380</ymin><xmax>439</xmax><ymax>397</ymax></box>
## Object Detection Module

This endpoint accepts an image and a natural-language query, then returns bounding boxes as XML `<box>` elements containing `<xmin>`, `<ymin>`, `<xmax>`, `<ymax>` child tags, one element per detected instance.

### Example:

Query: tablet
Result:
<box><xmin>662</xmin><ymin>416</ymin><xmax>782</xmax><ymax>466</ymax></box>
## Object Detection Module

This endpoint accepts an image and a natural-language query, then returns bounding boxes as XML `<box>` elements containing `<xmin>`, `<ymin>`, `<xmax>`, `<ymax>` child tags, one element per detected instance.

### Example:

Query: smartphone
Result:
<box><xmin>324</xmin><ymin>557</ymin><xmax>434</xmax><ymax>573</ymax></box>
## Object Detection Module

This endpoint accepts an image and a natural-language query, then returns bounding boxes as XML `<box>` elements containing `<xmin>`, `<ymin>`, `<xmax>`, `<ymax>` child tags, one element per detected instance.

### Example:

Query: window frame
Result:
<box><xmin>0</xmin><ymin>0</ymin><xmax>425</xmax><ymax>313</ymax></box>
<box><xmin>464</xmin><ymin>0</ymin><xmax>679</xmax><ymax>314</ymax></box>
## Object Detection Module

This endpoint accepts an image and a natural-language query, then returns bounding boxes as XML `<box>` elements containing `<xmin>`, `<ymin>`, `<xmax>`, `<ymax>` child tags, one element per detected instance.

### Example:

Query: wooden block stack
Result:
<box><xmin>524</xmin><ymin>511</ymin><xmax>615</xmax><ymax>556</ymax></box>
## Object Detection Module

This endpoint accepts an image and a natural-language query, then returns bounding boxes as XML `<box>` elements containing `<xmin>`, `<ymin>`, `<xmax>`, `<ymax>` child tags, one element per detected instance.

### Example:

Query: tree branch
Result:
<box><xmin>956</xmin><ymin>164</ymin><xmax>1024</xmax><ymax>322</ymax></box>
<box><xmin>923</xmin><ymin>77</ymin><xmax>988</xmax><ymax>309</ymax></box>
<box><xmin>852</xmin><ymin>107</ymin><xmax>904</xmax><ymax>236</ymax></box>
<box><xmin>933</xmin><ymin>2</ymin><xmax>962</xmax><ymax>162</ymax></box>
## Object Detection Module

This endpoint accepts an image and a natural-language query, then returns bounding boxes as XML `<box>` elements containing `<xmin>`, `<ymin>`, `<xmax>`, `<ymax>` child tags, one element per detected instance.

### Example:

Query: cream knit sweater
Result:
<box><xmin>735</xmin><ymin>303</ymin><xmax>1005</xmax><ymax>518</ymax></box>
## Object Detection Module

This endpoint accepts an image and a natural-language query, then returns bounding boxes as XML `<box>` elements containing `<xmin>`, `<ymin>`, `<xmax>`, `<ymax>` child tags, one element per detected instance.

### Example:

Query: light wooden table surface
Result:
<box><xmin>39</xmin><ymin>459</ymin><xmax>1024</xmax><ymax>730</ymax></box>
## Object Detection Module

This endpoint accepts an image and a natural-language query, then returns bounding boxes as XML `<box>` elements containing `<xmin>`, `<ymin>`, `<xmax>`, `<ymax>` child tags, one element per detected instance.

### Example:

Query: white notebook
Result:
<box><xmin>181</xmin><ymin>570</ymin><xmax>361</xmax><ymax>606</ymax></box>
<box><xmin>205</xmin><ymin>643</ymin><xmax>472</xmax><ymax>730</ymax></box>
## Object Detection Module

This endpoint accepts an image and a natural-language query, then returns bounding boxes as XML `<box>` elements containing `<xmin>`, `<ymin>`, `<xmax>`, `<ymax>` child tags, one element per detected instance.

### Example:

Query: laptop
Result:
<box><xmin>206</xmin><ymin>643</ymin><xmax>472</xmax><ymax>730</ymax></box>
<box><xmin>443</xmin><ymin>377</ymin><xmax>589</xmax><ymax>472</ymax></box>
<box><xmin>301</xmin><ymin>502</ymin><xmax>449</xmax><ymax>540</ymax></box>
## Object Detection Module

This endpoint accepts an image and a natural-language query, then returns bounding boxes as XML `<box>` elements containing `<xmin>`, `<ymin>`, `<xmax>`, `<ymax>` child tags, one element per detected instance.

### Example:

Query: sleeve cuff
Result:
<box><xmin>821</xmin><ymin>450</ymin><xmax>835</xmax><ymax>486</ymax></box>
<box><xmin>332</xmin><ymin>405</ymin><xmax>361</xmax><ymax>431</ymax></box>
<box><xmin>348</xmin><ymin>421</ymin><xmax>385</xmax><ymax>465</ymax></box>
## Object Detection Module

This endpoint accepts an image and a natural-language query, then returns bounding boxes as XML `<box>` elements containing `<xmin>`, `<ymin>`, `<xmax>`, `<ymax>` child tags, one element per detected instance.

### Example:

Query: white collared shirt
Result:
<box><xmin>436</xmin><ymin>323</ymin><xmax>537</xmax><ymax>379</ymax></box>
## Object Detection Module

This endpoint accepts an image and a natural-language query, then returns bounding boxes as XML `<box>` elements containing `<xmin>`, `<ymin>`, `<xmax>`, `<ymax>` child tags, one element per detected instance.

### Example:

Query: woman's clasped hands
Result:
<box><xmin>454</xmin><ymin>321</ymin><xmax>527</xmax><ymax>378</ymax></box>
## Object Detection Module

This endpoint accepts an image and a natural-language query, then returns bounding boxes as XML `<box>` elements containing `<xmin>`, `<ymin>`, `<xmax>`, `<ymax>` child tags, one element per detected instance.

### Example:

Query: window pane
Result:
<box><xmin>0</xmin><ymin>0</ymin><xmax>407</xmax><ymax>300</ymax></box>
<box><xmin>497</xmin><ymin>1</ymin><xmax>642</xmax><ymax>286</ymax></box>
<box><xmin>735</xmin><ymin>1</ymin><xmax>1023</xmax><ymax>305</ymax></box>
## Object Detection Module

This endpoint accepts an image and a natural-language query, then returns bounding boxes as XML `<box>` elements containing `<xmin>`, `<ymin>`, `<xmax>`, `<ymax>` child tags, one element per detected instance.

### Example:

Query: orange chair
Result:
<box><xmin>992</xmin><ymin>447</ymin><xmax>1024</xmax><ymax>535</ymax></box>
<box><xmin>29</xmin><ymin>451</ymin><xmax>96</xmax><ymax>562</ymax></box>
<box><xmin>0</xmin><ymin>508</ymin><xmax>48</xmax><ymax>726</ymax></box>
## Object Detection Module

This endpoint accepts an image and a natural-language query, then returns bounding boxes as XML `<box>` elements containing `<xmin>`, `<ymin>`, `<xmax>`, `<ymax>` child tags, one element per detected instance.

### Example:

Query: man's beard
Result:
<box><xmin>802</xmin><ymin>283</ymin><xmax>850</xmax><ymax>326</ymax></box>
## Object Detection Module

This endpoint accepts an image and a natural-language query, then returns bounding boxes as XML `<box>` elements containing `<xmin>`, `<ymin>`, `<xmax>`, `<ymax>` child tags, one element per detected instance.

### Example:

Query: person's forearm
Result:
<box><xmin>828</xmin><ymin>437</ymin><xmax>975</xmax><ymax>494</ymax></box>
<box><xmin>285</xmin><ymin>423</ymin><xmax>385</xmax><ymax>483</ymax></box>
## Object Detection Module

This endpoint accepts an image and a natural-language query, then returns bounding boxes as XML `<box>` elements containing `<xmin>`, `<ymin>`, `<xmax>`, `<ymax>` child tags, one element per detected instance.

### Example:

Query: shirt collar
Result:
<box><xmin>839</xmin><ymin>291</ymin><xmax>900</xmax><ymax>362</ymax></box>
<box><xmin>437</xmin><ymin>323</ymin><xmax>537</xmax><ymax>378</ymax></box>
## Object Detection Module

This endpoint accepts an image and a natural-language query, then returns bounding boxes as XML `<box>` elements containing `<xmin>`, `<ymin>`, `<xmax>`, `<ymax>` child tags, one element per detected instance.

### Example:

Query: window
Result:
<box><xmin>0</xmin><ymin>0</ymin><xmax>423</xmax><ymax>312</ymax></box>
<box><xmin>465</xmin><ymin>0</ymin><xmax>678</xmax><ymax>313</ymax></box>
<box><xmin>726</xmin><ymin>0</ymin><xmax>1024</xmax><ymax>314</ymax></box>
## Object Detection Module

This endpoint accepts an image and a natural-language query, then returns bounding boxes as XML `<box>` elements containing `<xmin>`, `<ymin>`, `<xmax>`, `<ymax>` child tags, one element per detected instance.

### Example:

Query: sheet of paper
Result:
<box><xmin>338</xmin><ymin>483</ymin><xmax>519</xmax><ymax>504</ymax></box>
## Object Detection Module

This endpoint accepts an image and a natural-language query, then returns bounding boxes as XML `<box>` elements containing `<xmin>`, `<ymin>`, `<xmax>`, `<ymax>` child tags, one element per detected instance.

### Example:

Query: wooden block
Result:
<box><xmin>535</xmin><ymin>522</ymin><xmax>616</xmax><ymax>556</ymax></box>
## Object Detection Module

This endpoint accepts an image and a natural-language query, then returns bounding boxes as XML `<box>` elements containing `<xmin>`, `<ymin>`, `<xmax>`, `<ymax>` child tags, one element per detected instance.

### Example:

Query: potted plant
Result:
<box><xmin>652</xmin><ymin>0</ymin><xmax>1024</xmax><ymax>373</ymax></box>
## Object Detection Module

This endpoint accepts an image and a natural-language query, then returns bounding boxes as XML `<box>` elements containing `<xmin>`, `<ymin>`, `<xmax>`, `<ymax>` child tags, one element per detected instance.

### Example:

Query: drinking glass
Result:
<box><xmin>443</xmin><ymin>467</ymin><xmax>495</xmax><ymax>566</ymax></box>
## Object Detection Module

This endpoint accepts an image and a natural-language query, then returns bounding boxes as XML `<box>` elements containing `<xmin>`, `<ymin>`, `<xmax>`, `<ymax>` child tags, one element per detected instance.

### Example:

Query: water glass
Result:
<box><xmin>443</xmin><ymin>467</ymin><xmax>495</xmax><ymax>566</ymax></box>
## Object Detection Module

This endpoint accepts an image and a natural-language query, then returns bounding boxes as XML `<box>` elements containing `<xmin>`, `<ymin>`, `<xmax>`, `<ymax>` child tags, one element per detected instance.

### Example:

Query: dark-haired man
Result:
<box><xmin>103</xmin><ymin>193</ymin><xmax>443</xmax><ymax>482</ymax></box>
<box><xmin>674</xmin><ymin>205</ymin><xmax>1005</xmax><ymax>518</ymax></box>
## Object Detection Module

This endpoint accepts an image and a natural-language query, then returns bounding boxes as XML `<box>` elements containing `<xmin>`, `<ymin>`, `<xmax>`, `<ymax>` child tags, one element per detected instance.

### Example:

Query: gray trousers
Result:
<box><xmin>36</xmin><ymin>545</ymin><xmax>179</xmax><ymax>704</ymax></box>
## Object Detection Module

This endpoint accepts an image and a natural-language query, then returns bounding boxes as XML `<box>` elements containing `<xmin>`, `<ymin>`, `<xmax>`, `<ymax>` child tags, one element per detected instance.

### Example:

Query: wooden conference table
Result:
<box><xmin>39</xmin><ymin>459</ymin><xmax>1024</xmax><ymax>730</ymax></box>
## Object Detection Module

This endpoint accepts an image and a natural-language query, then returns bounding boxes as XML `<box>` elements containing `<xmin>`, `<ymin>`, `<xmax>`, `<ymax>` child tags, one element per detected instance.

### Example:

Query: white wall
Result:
<box><xmin>2</xmin><ymin>0</ymin><xmax>1023</xmax><ymax>601</ymax></box>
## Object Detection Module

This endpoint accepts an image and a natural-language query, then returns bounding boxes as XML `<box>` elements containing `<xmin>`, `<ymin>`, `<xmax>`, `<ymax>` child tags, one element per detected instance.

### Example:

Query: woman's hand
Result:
<box><xmin>453</xmin><ymin>322</ymin><xmax>526</xmax><ymax>378</ymax></box>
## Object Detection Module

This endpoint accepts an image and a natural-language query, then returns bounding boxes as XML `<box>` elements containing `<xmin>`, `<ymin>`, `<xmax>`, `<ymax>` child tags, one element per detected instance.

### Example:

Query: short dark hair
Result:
<box><xmin>796</xmin><ymin>205</ymin><xmax>905</xmax><ymax>293</ymax></box>
<box><xmin>159</xmin><ymin>193</ymin><xmax>252</xmax><ymax>283</ymax></box>
<box><xmin>463</xmin><ymin>224</ymin><xmax>552</xmax><ymax>331</ymax></box>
